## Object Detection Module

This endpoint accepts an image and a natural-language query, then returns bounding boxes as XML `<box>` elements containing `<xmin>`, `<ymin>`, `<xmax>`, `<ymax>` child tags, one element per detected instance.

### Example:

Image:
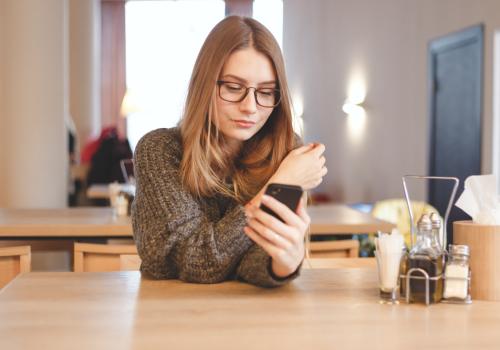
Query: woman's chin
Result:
<box><xmin>223</xmin><ymin>129</ymin><xmax>257</xmax><ymax>142</ymax></box>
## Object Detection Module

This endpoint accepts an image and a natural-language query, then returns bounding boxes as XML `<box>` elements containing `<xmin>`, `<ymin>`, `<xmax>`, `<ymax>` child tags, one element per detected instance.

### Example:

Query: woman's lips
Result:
<box><xmin>232</xmin><ymin>119</ymin><xmax>255</xmax><ymax>128</ymax></box>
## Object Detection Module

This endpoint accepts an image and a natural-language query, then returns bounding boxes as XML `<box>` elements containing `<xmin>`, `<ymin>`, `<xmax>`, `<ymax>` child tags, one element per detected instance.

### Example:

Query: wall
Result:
<box><xmin>0</xmin><ymin>1</ymin><xmax>4</xmax><ymax>197</ymax></box>
<box><xmin>2</xmin><ymin>0</ymin><xmax>499</xmax><ymax>208</ymax></box>
<box><xmin>0</xmin><ymin>0</ymin><xmax>68</xmax><ymax>208</ymax></box>
<box><xmin>283</xmin><ymin>0</ymin><xmax>500</xmax><ymax>203</ymax></box>
<box><xmin>69</xmin><ymin>0</ymin><xmax>101</xmax><ymax>148</ymax></box>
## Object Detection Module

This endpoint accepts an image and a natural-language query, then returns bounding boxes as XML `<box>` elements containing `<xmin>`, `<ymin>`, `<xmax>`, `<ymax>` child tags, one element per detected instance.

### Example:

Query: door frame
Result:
<box><xmin>427</xmin><ymin>24</ymin><xmax>484</xmax><ymax>196</ymax></box>
<box><xmin>493</xmin><ymin>30</ymin><xmax>500</xmax><ymax>189</ymax></box>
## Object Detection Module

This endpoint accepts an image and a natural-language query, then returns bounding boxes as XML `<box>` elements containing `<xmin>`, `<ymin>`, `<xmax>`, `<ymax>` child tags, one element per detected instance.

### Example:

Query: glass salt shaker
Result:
<box><xmin>443</xmin><ymin>244</ymin><xmax>472</xmax><ymax>303</ymax></box>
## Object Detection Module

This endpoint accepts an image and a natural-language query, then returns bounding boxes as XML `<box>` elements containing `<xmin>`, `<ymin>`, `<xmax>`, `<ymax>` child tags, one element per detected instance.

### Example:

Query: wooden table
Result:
<box><xmin>0</xmin><ymin>205</ymin><xmax>392</xmax><ymax>238</ymax></box>
<box><xmin>0</xmin><ymin>208</ymin><xmax>132</xmax><ymax>238</ymax></box>
<box><xmin>308</xmin><ymin>204</ymin><xmax>395</xmax><ymax>234</ymax></box>
<box><xmin>86</xmin><ymin>183</ymin><xmax>392</xmax><ymax>235</ymax></box>
<box><xmin>86</xmin><ymin>183</ymin><xmax>136</xmax><ymax>199</ymax></box>
<box><xmin>0</xmin><ymin>268</ymin><xmax>498</xmax><ymax>349</ymax></box>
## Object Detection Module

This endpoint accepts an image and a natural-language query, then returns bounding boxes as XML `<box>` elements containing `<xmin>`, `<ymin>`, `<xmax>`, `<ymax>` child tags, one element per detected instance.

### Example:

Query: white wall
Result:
<box><xmin>0</xmin><ymin>0</ymin><xmax>69</xmax><ymax>208</ymax></box>
<box><xmin>69</xmin><ymin>0</ymin><xmax>101</xmax><ymax>147</ymax></box>
<box><xmin>283</xmin><ymin>0</ymin><xmax>500</xmax><ymax>203</ymax></box>
<box><xmin>0</xmin><ymin>1</ymin><xmax>5</xmax><ymax>196</ymax></box>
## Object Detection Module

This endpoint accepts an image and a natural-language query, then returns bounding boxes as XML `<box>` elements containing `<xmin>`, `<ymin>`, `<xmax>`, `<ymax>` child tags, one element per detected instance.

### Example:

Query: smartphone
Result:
<box><xmin>260</xmin><ymin>183</ymin><xmax>303</xmax><ymax>222</ymax></box>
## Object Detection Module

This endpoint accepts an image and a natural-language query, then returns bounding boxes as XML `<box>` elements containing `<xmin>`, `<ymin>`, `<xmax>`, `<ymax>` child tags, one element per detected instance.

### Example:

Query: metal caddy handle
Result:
<box><xmin>401</xmin><ymin>175</ymin><xmax>460</xmax><ymax>305</ymax></box>
<box><xmin>402</xmin><ymin>175</ymin><xmax>459</xmax><ymax>249</ymax></box>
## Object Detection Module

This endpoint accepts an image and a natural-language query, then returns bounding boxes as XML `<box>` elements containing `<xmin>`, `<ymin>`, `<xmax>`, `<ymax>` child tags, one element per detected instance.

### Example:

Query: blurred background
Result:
<box><xmin>1</xmin><ymin>0</ymin><xmax>500</xmax><ymax>218</ymax></box>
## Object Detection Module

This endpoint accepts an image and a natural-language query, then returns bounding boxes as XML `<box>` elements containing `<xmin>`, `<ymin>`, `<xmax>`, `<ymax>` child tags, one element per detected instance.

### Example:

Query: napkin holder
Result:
<box><xmin>454</xmin><ymin>221</ymin><xmax>500</xmax><ymax>301</ymax></box>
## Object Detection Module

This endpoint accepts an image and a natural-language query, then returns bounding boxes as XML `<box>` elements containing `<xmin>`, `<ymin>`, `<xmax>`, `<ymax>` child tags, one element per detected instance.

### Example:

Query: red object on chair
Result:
<box><xmin>81</xmin><ymin>126</ymin><xmax>117</xmax><ymax>164</ymax></box>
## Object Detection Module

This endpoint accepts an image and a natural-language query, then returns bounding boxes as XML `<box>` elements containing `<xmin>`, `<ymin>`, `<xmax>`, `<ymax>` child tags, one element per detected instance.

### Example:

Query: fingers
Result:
<box><xmin>245</xmin><ymin>196</ymin><xmax>306</xmax><ymax>244</ymax></box>
<box><xmin>309</xmin><ymin>143</ymin><xmax>325</xmax><ymax>157</ymax></box>
<box><xmin>302</xmin><ymin>175</ymin><xmax>325</xmax><ymax>190</ymax></box>
<box><xmin>245</xmin><ymin>201</ymin><xmax>308</xmax><ymax>275</ymax></box>
<box><xmin>291</xmin><ymin>143</ymin><xmax>315</xmax><ymax>155</ymax></box>
<box><xmin>247</xmin><ymin>207</ymin><xmax>296</xmax><ymax>244</ymax></box>
<box><xmin>296</xmin><ymin>201</ymin><xmax>311</xmax><ymax>227</ymax></box>
<box><xmin>320</xmin><ymin>165</ymin><xmax>328</xmax><ymax>176</ymax></box>
<box><xmin>277</xmin><ymin>142</ymin><xmax>328</xmax><ymax>191</ymax></box>
<box><xmin>244</xmin><ymin>226</ymin><xmax>279</xmax><ymax>257</ymax></box>
<box><xmin>246</xmin><ymin>216</ymin><xmax>290</xmax><ymax>249</ymax></box>
<box><xmin>319</xmin><ymin>156</ymin><xmax>326</xmax><ymax>167</ymax></box>
<box><xmin>259</xmin><ymin>195</ymin><xmax>306</xmax><ymax>233</ymax></box>
<box><xmin>304</xmin><ymin>144</ymin><xmax>326</xmax><ymax>173</ymax></box>
<box><xmin>303</xmin><ymin>163</ymin><xmax>327</xmax><ymax>189</ymax></box>
<box><xmin>313</xmin><ymin>178</ymin><xmax>324</xmax><ymax>187</ymax></box>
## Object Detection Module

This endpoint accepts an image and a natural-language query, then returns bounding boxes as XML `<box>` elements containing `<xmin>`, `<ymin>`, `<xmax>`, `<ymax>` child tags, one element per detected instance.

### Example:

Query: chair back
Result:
<box><xmin>0</xmin><ymin>246</ymin><xmax>31</xmax><ymax>289</ymax></box>
<box><xmin>120</xmin><ymin>159</ymin><xmax>135</xmax><ymax>185</ymax></box>
<box><xmin>308</xmin><ymin>240</ymin><xmax>359</xmax><ymax>258</ymax></box>
<box><xmin>304</xmin><ymin>257</ymin><xmax>376</xmax><ymax>269</ymax></box>
<box><xmin>74</xmin><ymin>242</ymin><xmax>141</xmax><ymax>272</ymax></box>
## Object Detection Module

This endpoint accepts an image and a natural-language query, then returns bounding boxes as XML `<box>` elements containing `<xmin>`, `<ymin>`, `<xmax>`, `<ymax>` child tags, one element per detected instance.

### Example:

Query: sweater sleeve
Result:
<box><xmin>131</xmin><ymin>129</ymin><xmax>253</xmax><ymax>283</ymax></box>
<box><xmin>236</xmin><ymin>245</ymin><xmax>302</xmax><ymax>288</ymax></box>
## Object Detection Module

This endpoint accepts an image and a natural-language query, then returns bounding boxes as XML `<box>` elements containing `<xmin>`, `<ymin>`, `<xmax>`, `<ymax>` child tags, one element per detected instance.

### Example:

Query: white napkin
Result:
<box><xmin>455</xmin><ymin>174</ymin><xmax>500</xmax><ymax>225</ymax></box>
<box><xmin>375</xmin><ymin>229</ymin><xmax>405</xmax><ymax>289</ymax></box>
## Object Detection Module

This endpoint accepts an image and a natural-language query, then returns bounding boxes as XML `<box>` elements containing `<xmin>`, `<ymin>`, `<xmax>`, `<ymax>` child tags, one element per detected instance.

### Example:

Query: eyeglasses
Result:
<box><xmin>216</xmin><ymin>80</ymin><xmax>281</xmax><ymax>108</ymax></box>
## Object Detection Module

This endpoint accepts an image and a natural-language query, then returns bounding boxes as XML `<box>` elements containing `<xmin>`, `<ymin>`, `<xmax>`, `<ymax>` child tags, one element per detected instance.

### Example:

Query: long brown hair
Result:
<box><xmin>179</xmin><ymin>16</ymin><xmax>297</xmax><ymax>203</ymax></box>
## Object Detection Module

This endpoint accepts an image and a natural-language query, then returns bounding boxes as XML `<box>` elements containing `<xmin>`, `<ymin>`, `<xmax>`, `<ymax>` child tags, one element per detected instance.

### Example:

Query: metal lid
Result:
<box><xmin>430</xmin><ymin>212</ymin><xmax>441</xmax><ymax>228</ymax></box>
<box><xmin>417</xmin><ymin>214</ymin><xmax>432</xmax><ymax>230</ymax></box>
<box><xmin>449</xmin><ymin>244</ymin><xmax>470</xmax><ymax>256</ymax></box>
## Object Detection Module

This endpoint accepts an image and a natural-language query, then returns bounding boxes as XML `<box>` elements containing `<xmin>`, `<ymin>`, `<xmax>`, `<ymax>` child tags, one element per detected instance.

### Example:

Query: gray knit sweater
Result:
<box><xmin>131</xmin><ymin>128</ymin><xmax>300</xmax><ymax>287</ymax></box>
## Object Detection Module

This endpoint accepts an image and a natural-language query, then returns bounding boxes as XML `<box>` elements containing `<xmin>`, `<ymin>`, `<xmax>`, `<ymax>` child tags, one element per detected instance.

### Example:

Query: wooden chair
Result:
<box><xmin>73</xmin><ymin>243</ymin><xmax>141</xmax><ymax>272</ymax></box>
<box><xmin>308</xmin><ymin>239</ymin><xmax>359</xmax><ymax>258</ymax></box>
<box><xmin>0</xmin><ymin>246</ymin><xmax>31</xmax><ymax>289</ymax></box>
<box><xmin>119</xmin><ymin>159</ymin><xmax>135</xmax><ymax>184</ymax></box>
<box><xmin>303</xmin><ymin>257</ymin><xmax>376</xmax><ymax>269</ymax></box>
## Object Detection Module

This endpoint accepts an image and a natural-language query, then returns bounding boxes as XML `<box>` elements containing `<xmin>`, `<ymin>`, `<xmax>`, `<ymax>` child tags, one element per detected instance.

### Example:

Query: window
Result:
<box><xmin>253</xmin><ymin>0</ymin><xmax>283</xmax><ymax>48</ymax></box>
<box><xmin>125</xmin><ymin>0</ymin><xmax>225</xmax><ymax>150</ymax></box>
<box><xmin>125</xmin><ymin>0</ymin><xmax>284</xmax><ymax>150</ymax></box>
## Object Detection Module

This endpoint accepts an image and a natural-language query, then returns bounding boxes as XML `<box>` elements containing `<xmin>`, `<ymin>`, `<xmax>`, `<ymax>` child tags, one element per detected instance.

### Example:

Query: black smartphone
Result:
<box><xmin>260</xmin><ymin>183</ymin><xmax>303</xmax><ymax>222</ymax></box>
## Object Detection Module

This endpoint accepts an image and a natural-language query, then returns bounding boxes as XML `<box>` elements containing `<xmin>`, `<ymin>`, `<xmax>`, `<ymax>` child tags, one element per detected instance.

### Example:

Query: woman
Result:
<box><xmin>132</xmin><ymin>16</ymin><xmax>327</xmax><ymax>287</ymax></box>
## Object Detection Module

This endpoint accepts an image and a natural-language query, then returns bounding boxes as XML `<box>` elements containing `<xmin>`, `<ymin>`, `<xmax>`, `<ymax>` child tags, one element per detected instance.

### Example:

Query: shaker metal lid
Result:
<box><xmin>430</xmin><ymin>212</ymin><xmax>441</xmax><ymax>228</ymax></box>
<box><xmin>417</xmin><ymin>213</ymin><xmax>432</xmax><ymax>230</ymax></box>
<box><xmin>449</xmin><ymin>244</ymin><xmax>470</xmax><ymax>256</ymax></box>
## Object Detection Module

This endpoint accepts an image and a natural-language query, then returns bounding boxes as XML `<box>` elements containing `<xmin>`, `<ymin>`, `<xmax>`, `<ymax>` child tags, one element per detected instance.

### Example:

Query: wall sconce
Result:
<box><xmin>120</xmin><ymin>89</ymin><xmax>142</xmax><ymax>119</ymax></box>
<box><xmin>342</xmin><ymin>99</ymin><xmax>366</xmax><ymax>118</ymax></box>
<box><xmin>343</xmin><ymin>71</ymin><xmax>367</xmax><ymax>143</ymax></box>
<box><xmin>342</xmin><ymin>72</ymin><xmax>367</xmax><ymax>118</ymax></box>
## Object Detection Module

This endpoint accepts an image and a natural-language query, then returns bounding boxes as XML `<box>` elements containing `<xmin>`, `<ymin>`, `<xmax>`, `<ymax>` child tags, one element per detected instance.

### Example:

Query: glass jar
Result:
<box><xmin>406</xmin><ymin>214</ymin><xmax>444</xmax><ymax>303</ymax></box>
<box><xmin>443</xmin><ymin>244</ymin><xmax>471</xmax><ymax>303</ymax></box>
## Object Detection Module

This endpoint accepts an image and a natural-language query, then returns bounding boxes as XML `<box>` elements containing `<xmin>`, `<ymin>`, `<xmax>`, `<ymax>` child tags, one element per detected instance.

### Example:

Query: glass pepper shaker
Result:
<box><xmin>443</xmin><ymin>244</ymin><xmax>471</xmax><ymax>303</ymax></box>
<box><xmin>430</xmin><ymin>212</ymin><xmax>443</xmax><ymax>251</ymax></box>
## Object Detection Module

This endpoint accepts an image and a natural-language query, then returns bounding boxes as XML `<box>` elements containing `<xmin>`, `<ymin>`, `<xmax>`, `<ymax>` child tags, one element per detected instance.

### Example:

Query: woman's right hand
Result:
<box><xmin>269</xmin><ymin>143</ymin><xmax>327</xmax><ymax>190</ymax></box>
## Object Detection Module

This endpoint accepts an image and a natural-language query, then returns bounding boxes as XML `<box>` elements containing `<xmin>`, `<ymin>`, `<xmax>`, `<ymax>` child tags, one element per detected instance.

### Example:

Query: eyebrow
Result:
<box><xmin>221</xmin><ymin>74</ymin><xmax>277</xmax><ymax>86</ymax></box>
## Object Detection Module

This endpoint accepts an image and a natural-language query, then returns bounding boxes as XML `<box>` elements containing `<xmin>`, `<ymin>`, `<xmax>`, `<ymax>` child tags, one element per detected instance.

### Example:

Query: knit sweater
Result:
<box><xmin>131</xmin><ymin>128</ymin><xmax>300</xmax><ymax>287</ymax></box>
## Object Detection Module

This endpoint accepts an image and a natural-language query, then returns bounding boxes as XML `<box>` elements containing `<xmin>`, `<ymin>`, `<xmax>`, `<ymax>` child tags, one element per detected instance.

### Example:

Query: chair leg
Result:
<box><xmin>74</xmin><ymin>251</ymin><xmax>84</xmax><ymax>272</ymax></box>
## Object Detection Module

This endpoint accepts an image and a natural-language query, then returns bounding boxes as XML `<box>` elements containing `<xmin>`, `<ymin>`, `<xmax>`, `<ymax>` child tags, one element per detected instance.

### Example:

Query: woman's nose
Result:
<box><xmin>239</xmin><ymin>90</ymin><xmax>257</xmax><ymax>114</ymax></box>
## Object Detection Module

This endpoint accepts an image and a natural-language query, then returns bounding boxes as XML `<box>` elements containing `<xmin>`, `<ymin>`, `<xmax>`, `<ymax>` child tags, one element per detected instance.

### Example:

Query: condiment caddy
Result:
<box><xmin>399</xmin><ymin>175</ymin><xmax>471</xmax><ymax>305</ymax></box>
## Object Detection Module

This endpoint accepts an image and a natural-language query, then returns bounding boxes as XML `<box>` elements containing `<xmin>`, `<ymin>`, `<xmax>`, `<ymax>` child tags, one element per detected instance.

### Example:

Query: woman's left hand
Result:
<box><xmin>244</xmin><ymin>195</ymin><xmax>310</xmax><ymax>278</ymax></box>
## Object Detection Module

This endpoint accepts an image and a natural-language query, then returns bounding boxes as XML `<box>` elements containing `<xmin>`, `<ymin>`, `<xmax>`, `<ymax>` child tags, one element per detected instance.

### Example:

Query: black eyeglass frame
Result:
<box><xmin>216</xmin><ymin>80</ymin><xmax>281</xmax><ymax>108</ymax></box>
